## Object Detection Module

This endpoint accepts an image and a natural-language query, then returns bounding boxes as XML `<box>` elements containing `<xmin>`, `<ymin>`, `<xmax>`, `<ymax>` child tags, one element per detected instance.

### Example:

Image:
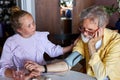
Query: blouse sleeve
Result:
<box><xmin>73</xmin><ymin>39</ymin><xmax>85</xmax><ymax>58</ymax></box>
<box><xmin>89</xmin><ymin>41</ymin><xmax>120</xmax><ymax>80</ymax></box>
<box><xmin>0</xmin><ymin>39</ymin><xmax>13</xmax><ymax>76</ymax></box>
<box><xmin>40</xmin><ymin>32</ymin><xmax>63</xmax><ymax>57</ymax></box>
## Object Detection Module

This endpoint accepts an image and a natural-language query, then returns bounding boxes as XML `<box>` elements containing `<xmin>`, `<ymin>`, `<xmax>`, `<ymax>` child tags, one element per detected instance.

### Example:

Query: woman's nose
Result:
<box><xmin>83</xmin><ymin>31</ymin><xmax>89</xmax><ymax>37</ymax></box>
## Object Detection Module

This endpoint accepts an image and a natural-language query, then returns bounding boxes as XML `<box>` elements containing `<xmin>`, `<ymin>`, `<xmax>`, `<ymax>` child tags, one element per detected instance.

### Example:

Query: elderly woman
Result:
<box><xmin>25</xmin><ymin>6</ymin><xmax>120</xmax><ymax>80</ymax></box>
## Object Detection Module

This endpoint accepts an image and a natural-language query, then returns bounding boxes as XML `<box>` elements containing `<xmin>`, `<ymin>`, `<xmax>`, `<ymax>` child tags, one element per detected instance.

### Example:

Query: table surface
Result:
<box><xmin>0</xmin><ymin>70</ymin><xmax>96</xmax><ymax>80</ymax></box>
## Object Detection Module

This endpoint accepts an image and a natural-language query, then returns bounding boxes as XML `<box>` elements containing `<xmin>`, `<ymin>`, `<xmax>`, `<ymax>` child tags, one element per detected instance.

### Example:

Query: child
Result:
<box><xmin>0</xmin><ymin>9</ymin><xmax>73</xmax><ymax>79</ymax></box>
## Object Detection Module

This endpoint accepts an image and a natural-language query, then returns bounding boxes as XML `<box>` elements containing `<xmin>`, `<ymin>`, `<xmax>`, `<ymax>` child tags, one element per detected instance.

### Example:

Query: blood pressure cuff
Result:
<box><xmin>64</xmin><ymin>51</ymin><xmax>83</xmax><ymax>67</ymax></box>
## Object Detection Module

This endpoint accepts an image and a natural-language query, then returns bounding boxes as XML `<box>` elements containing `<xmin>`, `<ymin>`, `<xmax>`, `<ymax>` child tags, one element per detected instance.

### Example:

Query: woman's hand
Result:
<box><xmin>88</xmin><ymin>28</ymin><xmax>103</xmax><ymax>56</ymax></box>
<box><xmin>24</xmin><ymin>71</ymin><xmax>40</xmax><ymax>80</ymax></box>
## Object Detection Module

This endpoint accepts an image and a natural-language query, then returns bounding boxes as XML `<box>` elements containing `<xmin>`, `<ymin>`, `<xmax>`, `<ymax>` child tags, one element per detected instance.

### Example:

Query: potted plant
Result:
<box><xmin>102</xmin><ymin>4</ymin><xmax>118</xmax><ymax>16</ymax></box>
<box><xmin>102</xmin><ymin>1</ymin><xmax>120</xmax><ymax>32</ymax></box>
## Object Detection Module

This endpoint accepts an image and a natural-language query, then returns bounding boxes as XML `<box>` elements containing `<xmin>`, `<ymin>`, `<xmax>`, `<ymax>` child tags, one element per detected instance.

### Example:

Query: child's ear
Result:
<box><xmin>16</xmin><ymin>28</ymin><xmax>22</xmax><ymax>34</ymax></box>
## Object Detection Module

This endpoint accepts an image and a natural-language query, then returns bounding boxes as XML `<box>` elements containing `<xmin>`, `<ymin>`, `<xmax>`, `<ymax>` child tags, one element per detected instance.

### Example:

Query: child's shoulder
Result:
<box><xmin>6</xmin><ymin>34</ymin><xmax>18</xmax><ymax>41</ymax></box>
<box><xmin>4</xmin><ymin>34</ymin><xmax>19</xmax><ymax>45</ymax></box>
<box><xmin>36</xmin><ymin>31</ymin><xmax>50</xmax><ymax>37</ymax></box>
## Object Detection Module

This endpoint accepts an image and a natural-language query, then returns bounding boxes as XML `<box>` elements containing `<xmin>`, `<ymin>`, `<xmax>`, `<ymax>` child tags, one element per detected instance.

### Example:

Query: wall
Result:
<box><xmin>72</xmin><ymin>0</ymin><xmax>95</xmax><ymax>33</ymax></box>
<box><xmin>20</xmin><ymin>0</ymin><xmax>36</xmax><ymax>21</ymax></box>
<box><xmin>95</xmin><ymin>0</ymin><xmax>119</xmax><ymax>28</ymax></box>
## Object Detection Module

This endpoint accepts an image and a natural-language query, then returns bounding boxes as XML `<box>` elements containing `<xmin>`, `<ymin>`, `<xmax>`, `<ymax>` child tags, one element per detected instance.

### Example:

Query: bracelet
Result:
<box><xmin>43</xmin><ymin>65</ymin><xmax>47</xmax><ymax>73</ymax></box>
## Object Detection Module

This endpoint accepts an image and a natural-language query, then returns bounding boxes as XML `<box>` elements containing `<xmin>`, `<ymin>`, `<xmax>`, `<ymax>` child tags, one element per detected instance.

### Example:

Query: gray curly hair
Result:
<box><xmin>80</xmin><ymin>6</ymin><xmax>109</xmax><ymax>28</ymax></box>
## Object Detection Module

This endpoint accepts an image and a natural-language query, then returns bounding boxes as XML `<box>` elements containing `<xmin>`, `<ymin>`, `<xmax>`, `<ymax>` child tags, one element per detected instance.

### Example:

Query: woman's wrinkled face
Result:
<box><xmin>80</xmin><ymin>18</ymin><xmax>99</xmax><ymax>43</ymax></box>
<box><xmin>17</xmin><ymin>14</ymin><xmax>36</xmax><ymax>38</ymax></box>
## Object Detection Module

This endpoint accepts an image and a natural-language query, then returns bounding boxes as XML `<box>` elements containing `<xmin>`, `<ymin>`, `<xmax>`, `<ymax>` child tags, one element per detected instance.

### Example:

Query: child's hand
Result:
<box><xmin>12</xmin><ymin>69</ymin><xmax>25</xmax><ymax>80</ymax></box>
<box><xmin>24</xmin><ymin>60</ymin><xmax>44</xmax><ymax>74</ymax></box>
<box><xmin>24</xmin><ymin>71</ymin><xmax>40</xmax><ymax>80</ymax></box>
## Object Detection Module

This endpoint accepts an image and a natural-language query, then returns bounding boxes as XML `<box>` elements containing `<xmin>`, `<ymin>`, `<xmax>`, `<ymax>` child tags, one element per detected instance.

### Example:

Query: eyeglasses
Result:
<box><xmin>79</xmin><ymin>26</ymin><xmax>99</xmax><ymax>36</ymax></box>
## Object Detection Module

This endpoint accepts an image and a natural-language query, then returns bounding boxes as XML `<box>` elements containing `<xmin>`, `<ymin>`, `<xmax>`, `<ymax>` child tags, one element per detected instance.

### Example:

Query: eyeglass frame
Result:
<box><xmin>79</xmin><ymin>26</ymin><xmax>99</xmax><ymax>36</ymax></box>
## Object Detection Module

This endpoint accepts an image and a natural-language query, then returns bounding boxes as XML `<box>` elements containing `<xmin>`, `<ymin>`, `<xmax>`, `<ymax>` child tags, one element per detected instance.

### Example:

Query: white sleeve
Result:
<box><xmin>0</xmin><ymin>40</ymin><xmax>13</xmax><ymax>77</ymax></box>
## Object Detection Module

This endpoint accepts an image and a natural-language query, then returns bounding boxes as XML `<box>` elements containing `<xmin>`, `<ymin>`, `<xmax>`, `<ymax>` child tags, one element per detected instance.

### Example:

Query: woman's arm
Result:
<box><xmin>89</xmin><ymin>42</ymin><xmax>120</xmax><ymax>80</ymax></box>
<box><xmin>25</xmin><ymin>51</ymin><xmax>83</xmax><ymax>74</ymax></box>
<box><xmin>24</xmin><ymin>60</ymin><xmax>69</xmax><ymax>73</ymax></box>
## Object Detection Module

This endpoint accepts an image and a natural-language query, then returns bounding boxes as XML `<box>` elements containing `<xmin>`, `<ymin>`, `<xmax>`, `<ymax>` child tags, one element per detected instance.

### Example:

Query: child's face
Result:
<box><xmin>17</xmin><ymin>14</ymin><xmax>36</xmax><ymax>38</ymax></box>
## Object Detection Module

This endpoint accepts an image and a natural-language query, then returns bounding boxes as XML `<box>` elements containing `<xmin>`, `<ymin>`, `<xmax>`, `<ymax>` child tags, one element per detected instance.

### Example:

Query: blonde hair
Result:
<box><xmin>10</xmin><ymin>6</ymin><xmax>20</xmax><ymax>14</ymax></box>
<box><xmin>10</xmin><ymin>7</ymin><xmax>32</xmax><ymax>32</ymax></box>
